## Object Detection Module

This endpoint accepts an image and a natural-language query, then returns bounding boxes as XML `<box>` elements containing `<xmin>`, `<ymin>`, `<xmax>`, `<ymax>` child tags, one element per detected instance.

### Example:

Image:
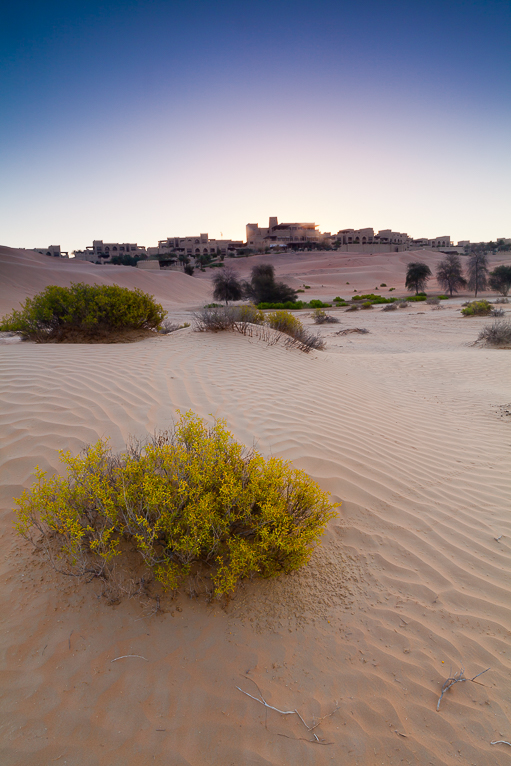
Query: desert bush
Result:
<box><xmin>308</xmin><ymin>300</ymin><xmax>332</xmax><ymax>308</ymax></box>
<box><xmin>490</xmin><ymin>307</ymin><xmax>505</xmax><ymax>317</ymax></box>
<box><xmin>194</xmin><ymin>305</ymin><xmax>263</xmax><ymax>332</ymax></box>
<box><xmin>266</xmin><ymin>310</ymin><xmax>304</xmax><ymax>335</ymax></box>
<box><xmin>380</xmin><ymin>283</ymin><xmax>387</xmax><ymax>287</ymax></box>
<box><xmin>493</xmin><ymin>297</ymin><xmax>509</xmax><ymax>304</ymax></box>
<box><xmin>0</xmin><ymin>283</ymin><xmax>166</xmax><ymax>342</ymax></box>
<box><xmin>381</xmin><ymin>303</ymin><xmax>397</xmax><ymax>311</ymax></box>
<box><xmin>345</xmin><ymin>305</ymin><xmax>359</xmax><ymax>312</ymax></box>
<box><xmin>245</xmin><ymin>264</ymin><xmax>297</xmax><ymax>304</ymax></box>
<box><xmin>398</xmin><ymin>301</ymin><xmax>408</xmax><ymax>308</ymax></box>
<box><xmin>312</xmin><ymin>309</ymin><xmax>339</xmax><ymax>324</ymax></box>
<box><xmin>14</xmin><ymin>412</ymin><xmax>339</xmax><ymax>597</ymax></box>
<box><xmin>461</xmin><ymin>300</ymin><xmax>493</xmax><ymax>317</ymax></box>
<box><xmin>426</xmin><ymin>297</ymin><xmax>440</xmax><ymax>305</ymax></box>
<box><xmin>407</xmin><ymin>295</ymin><xmax>427</xmax><ymax>302</ymax></box>
<box><xmin>361</xmin><ymin>301</ymin><xmax>373</xmax><ymax>309</ymax></box>
<box><xmin>476</xmin><ymin>319</ymin><xmax>511</xmax><ymax>347</ymax></box>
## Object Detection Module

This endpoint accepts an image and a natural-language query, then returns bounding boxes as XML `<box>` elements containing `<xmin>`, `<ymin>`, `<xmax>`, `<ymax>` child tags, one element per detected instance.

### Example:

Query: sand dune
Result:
<box><xmin>0</xmin><ymin>250</ymin><xmax>510</xmax><ymax>765</ymax></box>
<box><xmin>0</xmin><ymin>247</ymin><xmax>210</xmax><ymax>317</ymax></box>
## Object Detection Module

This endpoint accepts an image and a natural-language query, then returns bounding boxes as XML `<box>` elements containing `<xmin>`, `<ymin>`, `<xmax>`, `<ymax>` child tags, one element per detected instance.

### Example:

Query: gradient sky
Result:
<box><xmin>1</xmin><ymin>0</ymin><xmax>510</xmax><ymax>251</ymax></box>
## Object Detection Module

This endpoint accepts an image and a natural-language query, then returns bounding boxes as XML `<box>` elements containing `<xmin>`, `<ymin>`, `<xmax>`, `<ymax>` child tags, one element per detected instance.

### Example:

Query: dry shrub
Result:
<box><xmin>345</xmin><ymin>305</ymin><xmax>359</xmax><ymax>312</ymax></box>
<box><xmin>312</xmin><ymin>308</ymin><xmax>340</xmax><ymax>324</ymax></box>
<box><xmin>14</xmin><ymin>412</ymin><xmax>338</xmax><ymax>597</ymax></box>
<box><xmin>381</xmin><ymin>303</ymin><xmax>397</xmax><ymax>311</ymax></box>
<box><xmin>476</xmin><ymin>319</ymin><xmax>511</xmax><ymax>347</ymax></box>
<box><xmin>398</xmin><ymin>301</ymin><xmax>409</xmax><ymax>308</ymax></box>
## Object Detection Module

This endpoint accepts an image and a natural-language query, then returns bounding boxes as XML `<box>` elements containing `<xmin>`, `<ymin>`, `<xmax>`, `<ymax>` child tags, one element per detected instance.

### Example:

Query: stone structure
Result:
<box><xmin>73</xmin><ymin>241</ymin><xmax>147</xmax><ymax>263</ymax></box>
<box><xmin>246</xmin><ymin>218</ymin><xmax>331</xmax><ymax>250</ymax></box>
<box><xmin>32</xmin><ymin>245</ymin><xmax>68</xmax><ymax>258</ymax></box>
<box><xmin>149</xmin><ymin>234</ymin><xmax>243</xmax><ymax>258</ymax></box>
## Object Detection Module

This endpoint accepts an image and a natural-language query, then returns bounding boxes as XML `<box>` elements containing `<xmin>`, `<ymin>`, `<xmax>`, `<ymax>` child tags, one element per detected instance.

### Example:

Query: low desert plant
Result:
<box><xmin>398</xmin><ymin>301</ymin><xmax>408</xmax><ymax>308</ymax></box>
<box><xmin>345</xmin><ymin>305</ymin><xmax>359</xmax><ymax>312</ymax></box>
<box><xmin>361</xmin><ymin>301</ymin><xmax>373</xmax><ymax>309</ymax></box>
<box><xmin>493</xmin><ymin>297</ymin><xmax>509</xmax><ymax>304</ymax></box>
<box><xmin>312</xmin><ymin>309</ymin><xmax>340</xmax><ymax>324</ymax></box>
<box><xmin>308</xmin><ymin>300</ymin><xmax>332</xmax><ymax>309</ymax></box>
<box><xmin>14</xmin><ymin>412</ymin><xmax>339</xmax><ymax>597</ymax></box>
<box><xmin>0</xmin><ymin>283</ymin><xmax>166</xmax><ymax>342</ymax></box>
<box><xmin>476</xmin><ymin>319</ymin><xmax>511</xmax><ymax>347</ymax></box>
<box><xmin>194</xmin><ymin>305</ymin><xmax>263</xmax><ymax>332</ymax></box>
<box><xmin>426</xmin><ymin>297</ymin><xmax>440</xmax><ymax>306</ymax></box>
<box><xmin>490</xmin><ymin>307</ymin><xmax>505</xmax><ymax>317</ymax></box>
<box><xmin>380</xmin><ymin>283</ymin><xmax>387</xmax><ymax>287</ymax></box>
<box><xmin>381</xmin><ymin>303</ymin><xmax>397</xmax><ymax>311</ymax></box>
<box><xmin>257</xmin><ymin>301</ymin><xmax>304</xmax><ymax>310</ymax></box>
<box><xmin>461</xmin><ymin>300</ymin><xmax>493</xmax><ymax>317</ymax></box>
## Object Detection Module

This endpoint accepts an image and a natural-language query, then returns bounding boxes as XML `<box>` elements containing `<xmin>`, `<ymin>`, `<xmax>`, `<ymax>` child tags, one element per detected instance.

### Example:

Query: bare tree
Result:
<box><xmin>467</xmin><ymin>252</ymin><xmax>489</xmax><ymax>297</ymax></box>
<box><xmin>436</xmin><ymin>253</ymin><xmax>467</xmax><ymax>297</ymax></box>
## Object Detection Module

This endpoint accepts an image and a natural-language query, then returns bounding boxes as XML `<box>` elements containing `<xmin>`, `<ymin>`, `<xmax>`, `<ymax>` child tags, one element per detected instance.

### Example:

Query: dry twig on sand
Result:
<box><xmin>237</xmin><ymin>676</ymin><xmax>338</xmax><ymax>744</ymax></box>
<box><xmin>110</xmin><ymin>655</ymin><xmax>149</xmax><ymax>662</ymax></box>
<box><xmin>491</xmin><ymin>740</ymin><xmax>511</xmax><ymax>746</ymax></box>
<box><xmin>436</xmin><ymin>667</ymin><xmax>490</xmax><ymax>711</ymax></box>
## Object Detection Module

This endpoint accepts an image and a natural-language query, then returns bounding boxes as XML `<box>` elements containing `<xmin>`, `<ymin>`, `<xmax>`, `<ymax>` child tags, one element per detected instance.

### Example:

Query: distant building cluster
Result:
<box><xmin>31</xmin><ymin>217</ymin><xmax>508</xmax><ymax>267</ymax></box>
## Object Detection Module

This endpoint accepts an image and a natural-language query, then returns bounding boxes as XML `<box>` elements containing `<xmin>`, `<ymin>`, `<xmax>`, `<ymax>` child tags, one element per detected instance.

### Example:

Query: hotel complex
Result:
<box><xmin>33</xmin><ymin>216</ymin><xmax>479</xmax><ymax>265</ymax></box>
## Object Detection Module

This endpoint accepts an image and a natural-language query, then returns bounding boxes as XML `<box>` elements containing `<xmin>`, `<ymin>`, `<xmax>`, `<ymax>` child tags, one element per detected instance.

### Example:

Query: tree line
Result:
<box><xmin>406</xmin><ymin>254</ymin><xmax>511</xmax><ymax>297</ymax></box>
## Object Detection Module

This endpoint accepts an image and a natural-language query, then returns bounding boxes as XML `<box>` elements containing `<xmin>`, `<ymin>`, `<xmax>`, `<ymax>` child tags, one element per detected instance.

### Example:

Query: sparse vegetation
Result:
<box><xmin>476</xmin><ymin>319</ymin><xmax>511</xmax><ymax>347</ymax></box>
<box><xmin>361</xmin><ymin>301</ymin><xmax>373</xmax><ymax>309</ymax></box>
<box><xmin>14</xmin><ymin>412</ymin><xmax>338</xmax><ymax>597</ymax></box>
<box><xmin>212</xmin><ymin>265</ymin><xmax>243</xmax><ymax>305</ymax></box>
<box><xmin>381</xmin><ymin>303</ymin><xmax>397</xmax><ymax>311</ymax></box>
<box><xmin>345</xmin><ymin>305</ymin><xmax>359</xmax><ymax>312</ymax></box>
<box><xmin>405</xmin><ymin>262</ymin><xmax>432</xmax><ymax>295</ymax></box>
<box><xmin>398</xmin><ymin>301</ymin><xmax>409</xmax><ymax>308</ymax></box>
<box><xmin>245</xmin><ymin>264</ymin><xmax>297</xmax><ymax>305</ymax></box>
<box><xmin>436</xmin><ymin>254</ymin><xmax>467</xmax><ymax>297</ymax></box>
<box><xmin>312</xmin><ymin>309</ymin><xmax>340</xmax><ymax>324</ymax></box>
<box><xmin>489</xmin><ymin>265</ymin><xmax>511</xmax><ymax>297</ymax></box>
<box><xmin>0</xmin><ymin>283</ymin><xmax>166</xmax><ymax>342</ymax></box>
<box><xmin>461</xmin><ymin>300</ymin><xmax>493</xmax><ymax>316</ymax></box>
<box><xmin>467</xmin><ymin>253</ymin><xmax>489</xmax><ymax>297</ymax></box>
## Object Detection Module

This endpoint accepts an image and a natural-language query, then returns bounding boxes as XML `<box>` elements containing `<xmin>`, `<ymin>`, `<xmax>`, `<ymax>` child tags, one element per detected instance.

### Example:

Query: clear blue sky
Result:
<box><xmin>1</xmin><ymin>0</ymin><xmax>510</xmax><ymax>251</ymax></box>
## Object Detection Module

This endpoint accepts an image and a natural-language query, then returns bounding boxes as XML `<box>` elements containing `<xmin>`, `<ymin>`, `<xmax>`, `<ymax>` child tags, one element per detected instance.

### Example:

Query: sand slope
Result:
<box><xmin>1</xmin><ymin>250</ymin><xmax>510</xmax><ymax>765</ymax></box>
<box><xmin>0</xmin><ymin>247</ymin><xmax>210</xmax><ymax>317</ymax></box>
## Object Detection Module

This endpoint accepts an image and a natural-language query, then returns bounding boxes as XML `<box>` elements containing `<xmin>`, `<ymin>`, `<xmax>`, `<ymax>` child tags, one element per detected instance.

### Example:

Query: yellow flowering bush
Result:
<box><xmin>14</xmin><ymin>412</ymin><xmax>338</xmax><ymax>596</ymax></box>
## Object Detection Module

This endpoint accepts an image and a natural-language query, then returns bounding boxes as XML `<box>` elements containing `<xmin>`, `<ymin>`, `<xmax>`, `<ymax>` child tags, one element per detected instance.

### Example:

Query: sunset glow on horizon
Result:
<box><xmin>1</xmin><ymin>0</ymin><xmax>510</xmax><ymax>252</ymax></box>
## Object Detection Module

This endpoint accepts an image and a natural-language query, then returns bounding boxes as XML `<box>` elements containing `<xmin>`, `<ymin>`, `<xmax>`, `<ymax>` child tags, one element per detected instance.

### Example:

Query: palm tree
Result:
<box><xmin>436</xmin><ymin>254</ymin><xmax>467</xmax><ymax>297</ymax></box>
<box><xmin>405</xmin><ymin>262</ymin><xmax>432</xmax><ymax>295</ymax></box>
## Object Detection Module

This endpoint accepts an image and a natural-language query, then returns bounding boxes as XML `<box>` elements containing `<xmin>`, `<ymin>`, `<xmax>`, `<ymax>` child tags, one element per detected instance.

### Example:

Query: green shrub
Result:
<box><xmin>361</xmin><ymin>301</ymin><xmax>373</xmax><ymax>309</ymax></box>
<box><xmin>407</xmin><ymin>295</ymin><xmax>427</xmax><ymax>302</ymax></box>
<box><xmin>257</xmin><ymin>301</ymin><xmax>305</xmax><ymax>310</ymax></box>
<box><xmin>437</xmin><ymin>295</ymin><xmax>449</xmax><ymax>300</ymax></box>
<box><xmin>380</xmin><ymin>283</ymin><xmax>387</xmax><ymax>287</ymax></box>
<box><xmin>0</xmin><ymin>283</ymin><xmax>166</xmax><ymax>342</ymax></box>
<box><xmin>351</xmin><ymin>293</ymin><xmax>395</xmax><ymax>304</ymax></box>
<box><xmin>296</xmin><ymin>289</ymin><xmax>305</xmax><ymax>293</ymax></box>
<box><xmin>308</xmin><ymin>300</ymin><xmax>332</xmax><ymax>308</ymax></box>
<box><xmin>266</xmin><ymin>310</ymin><xmax>304</xmax><ymax>336</ymax></box>
<box><xmin>389</xmin><ymin>287</ymin><xmax>395</xmax><ymax>291</ymax></box>
<box><xmin>461</xmin><ymin>300</ymin><xmax>493</xmax><ymax>316</ymax></box>
<box><xmin>14</xmin><ymin>412</ymin><xmax>338</xmax><ymax>597</ymax></box>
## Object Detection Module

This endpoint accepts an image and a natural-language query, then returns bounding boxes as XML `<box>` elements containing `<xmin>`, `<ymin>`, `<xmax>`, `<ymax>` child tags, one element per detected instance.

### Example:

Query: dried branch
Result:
<box><xmin>110</xmin><ymin>655</ymin><xmax>148</xmax><ymax>662</ymax></box>
<box><xmin>491</xmin><ymin>740</ymin><xmax>511</xmax><ymax>747</ymax></box>
<box><xmin>237</xmin><ymin>677</ymin><xmax>338</xmax><ymax>744</ymax></box>
<box><xmin>436</xmin><ymin>667</ymin><xmax>490</xmax><ymax>711</ymax></box>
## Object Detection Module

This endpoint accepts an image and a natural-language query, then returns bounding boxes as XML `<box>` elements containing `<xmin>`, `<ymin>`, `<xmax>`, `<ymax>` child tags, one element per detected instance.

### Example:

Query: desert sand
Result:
<box><xmin>0</xmin><ymin>246</ymin><xmax>510</xmax><ymax>766</ymax></box>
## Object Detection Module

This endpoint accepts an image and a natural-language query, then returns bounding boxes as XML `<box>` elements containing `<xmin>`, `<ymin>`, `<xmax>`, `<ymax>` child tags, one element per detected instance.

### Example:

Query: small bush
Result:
<box><xmin>407</xmin><ymin>295</ymin><xmax>427</xmax><ymax>302</ymax></box>
<box><xmin>297</xmin><ymin>289</ymin><xmax>305</xmax><ymax>293</ymax></box>
<box><xmin>461</xmin><ymin>300</ymin><xmax>493</xmax><ymax>317</ymax></box>
<box><xmin>194</xmin><ymin>305</ymin><xmax>263</xmax><ymax>332</ymax></box>
<box><xmin>476</xmin><ymin>319</ymin><xmax>511</xmax><ymax>347</ymax></box>
<box><xmin>361</xmin><ymin>301</ymin><xmax>373</xmax><ymax>309</ymax></box>
<box><xmin>0</xmin><ymin>283</ymin><xmax>166</xmax><ymax>342</ymax></box>
<box><xmin>380</xmin><ymin>283</ymin><xmax>387</xmax><ymax>287</ymax></box>
<box><xmin>312</xmin><ymin>309</ymin><xmax>340</xmax><ymax>324</ymax></box>
<box><xmin>266</xmin><ymin>310</ymin><xmax>304</xmax><ymax>336</ymax></box>
<box><xmin>426</xmin><ymin>297</ymin><xmax>440</xmax><ymax>306</ymax></box>
<box><xmin>389</xmin><ymin>287</ymin><xmax>395</xmax><ymax>291</ymax></box>
<box><xmin>381</xmin><ymin>303</ymin><xmax>397</xmax><ymax>311</ymax></box>
<box><xmin>345</xmin><ymin>305</ymin><xmax>359</xmax><ymax>312</ymax></box>
<box><xmin>14</xmin><ymin>412</ymin><xmax>339</xmax><ymax>597</ymax></box>
<box><xmin>494</xmin><ymin>297</ymin><xmax>509</xmax><ymax>304</ymax></box>
<box><xmin>491</xmin><ymin>308</ymin><xmax>505</xmax><ymax>317</ymax></box>
<box><xmin>398</xmin><ymin>301</ymin><xmax>408</xmax><ymax>308</ymax></box>
<box><xmin>308</xmin><ymin>300</ymin><xmax>332</xmax><ymax>309</ymax></box>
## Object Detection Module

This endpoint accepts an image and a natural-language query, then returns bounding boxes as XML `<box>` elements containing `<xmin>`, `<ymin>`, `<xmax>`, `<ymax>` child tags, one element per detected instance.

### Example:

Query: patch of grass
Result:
<box><xmin>14</xmin><ymin>412</ymin><xmax>339</xmax><ymax>597</ymax></box>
